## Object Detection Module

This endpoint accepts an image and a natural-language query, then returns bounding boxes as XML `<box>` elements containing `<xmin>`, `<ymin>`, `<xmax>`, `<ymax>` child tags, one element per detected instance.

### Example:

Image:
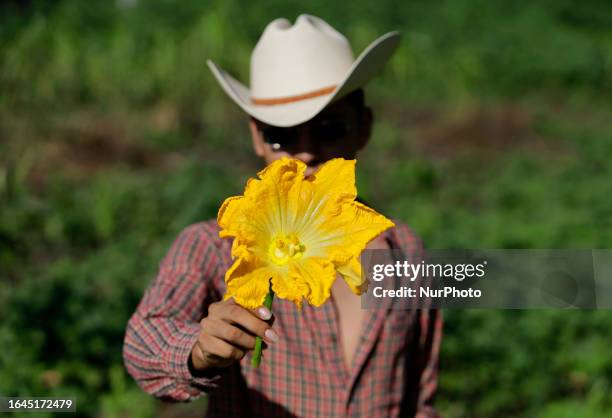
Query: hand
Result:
<box><xmin>190</xmin><ymin>298</ymin><xmax>278</xmax><ymax>371</ymax></box>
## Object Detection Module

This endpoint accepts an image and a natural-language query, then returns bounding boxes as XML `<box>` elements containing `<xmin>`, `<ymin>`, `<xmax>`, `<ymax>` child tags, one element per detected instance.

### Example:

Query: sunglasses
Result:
<box><xmin>259</xmin><ymin>118</ymin><xmax>354</xmax><ymax>151</ymax></box>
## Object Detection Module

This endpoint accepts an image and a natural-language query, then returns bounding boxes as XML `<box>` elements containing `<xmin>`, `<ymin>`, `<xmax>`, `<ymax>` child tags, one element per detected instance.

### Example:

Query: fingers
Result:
<box><xmin>254</xmin><ymin>306</ymin><xmax>272</xmax><ymax>321</ymax></box>
<box><xmin>209</xmin><ymin>299</ymin><xmax>278</xmax><ymax>343</ymax></box>
<box><xmin>252</xmin><ymin>305</ymin><xmax>276</xmax><ymax>327</ymax></box>
<box><xmin>192</xmin><ymin>299</ymin><xmax>279</xmax><ymax>371</ymax></box>
<box><xmin>196</xmin><ymin>333</ymin><xmax>246</xmax><ymax>367</ymax></box>
<box><xmin>200</xmin><ymin>317</ymin><xmax>257</xmax><ymax>350</ymax></box>
<box><xmin>191</xmin><ymin>339</ymin><xmax>229</xmax><ymax>370</ymax></box>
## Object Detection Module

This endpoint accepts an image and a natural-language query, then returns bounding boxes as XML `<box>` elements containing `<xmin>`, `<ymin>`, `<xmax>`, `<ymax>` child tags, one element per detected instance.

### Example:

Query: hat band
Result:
<box><xmin>251</xmin><ymin>85</ymin><xmax>337</xmax><ymax>106</ymax></box>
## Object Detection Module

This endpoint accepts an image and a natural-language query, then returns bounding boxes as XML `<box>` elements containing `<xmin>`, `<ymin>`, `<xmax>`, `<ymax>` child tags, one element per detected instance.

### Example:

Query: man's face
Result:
<box><xmin>249</xmin><ymin>95</ymin><xmax>372</xmax><ymax>177</ymax></box>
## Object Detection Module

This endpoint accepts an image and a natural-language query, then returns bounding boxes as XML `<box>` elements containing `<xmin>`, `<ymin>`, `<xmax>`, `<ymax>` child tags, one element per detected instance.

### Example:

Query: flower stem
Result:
<box><xmin>252</xmin><ymin>281</ymin><xmax>274</xmax><ymax>368</ymax></box>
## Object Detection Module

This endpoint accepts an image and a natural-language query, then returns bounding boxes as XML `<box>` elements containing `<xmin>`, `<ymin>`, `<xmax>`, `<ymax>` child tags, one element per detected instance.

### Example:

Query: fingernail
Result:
<box><xmin>258</xmin><ymin>307</ymin><xmax>272</xmax><ymax>320</ymax></box>
<box><xmin>265</xmin><ymin>328</ymin><xmax>279</xmax><ymax>343</ymax></box>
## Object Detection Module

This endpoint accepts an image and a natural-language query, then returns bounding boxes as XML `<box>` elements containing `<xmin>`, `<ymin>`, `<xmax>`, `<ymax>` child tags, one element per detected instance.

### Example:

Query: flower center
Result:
<box><xmin>268</xmin><ymin>233</ymin><xmax>306</xmax><ymax>265</ymax></box>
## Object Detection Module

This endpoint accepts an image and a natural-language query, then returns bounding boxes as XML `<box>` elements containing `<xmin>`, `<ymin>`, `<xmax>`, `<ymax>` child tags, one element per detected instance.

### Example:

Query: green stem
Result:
<box><xmin>252</xmin><ymin>281</ymin><xmax>274</xmax><ymax>368</ymax></box>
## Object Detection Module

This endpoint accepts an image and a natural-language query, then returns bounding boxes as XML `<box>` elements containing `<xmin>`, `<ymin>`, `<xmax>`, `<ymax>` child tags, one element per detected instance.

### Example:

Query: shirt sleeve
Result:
<box><xmin>123</xmin><ymin>222</ymin><xmax>227</xmax><ymax>401</ymax></box>
<box><xmin>415</xmin><ymin>309</ymin><xmax>443</xmax><ymax>418</ymax></box>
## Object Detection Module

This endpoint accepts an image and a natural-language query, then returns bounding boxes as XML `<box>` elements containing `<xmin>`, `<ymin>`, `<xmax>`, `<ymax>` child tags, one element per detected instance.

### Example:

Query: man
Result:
<box><xmin>124</xmin><ymin>14</ymin><xmax>442</xmax><ymax>417</ymax></box>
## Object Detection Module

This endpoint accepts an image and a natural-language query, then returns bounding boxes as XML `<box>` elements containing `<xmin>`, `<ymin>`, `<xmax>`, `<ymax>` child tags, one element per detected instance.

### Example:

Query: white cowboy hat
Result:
<box><xmin>207</xmin><ymin>14</ymin><xmax>401</xmax><ymax>127</ymax></box>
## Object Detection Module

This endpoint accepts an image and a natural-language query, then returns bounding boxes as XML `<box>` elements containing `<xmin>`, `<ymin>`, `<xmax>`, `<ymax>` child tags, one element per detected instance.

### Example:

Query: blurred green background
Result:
<box><xmin>1</xmin><ymin>0</ymin><xmax>611</xmax><ymax>417</ymax></box>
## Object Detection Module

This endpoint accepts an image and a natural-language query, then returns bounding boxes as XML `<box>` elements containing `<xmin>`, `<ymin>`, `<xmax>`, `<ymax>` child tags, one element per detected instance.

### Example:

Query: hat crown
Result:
<box><xmin>250</xmin><ymin>14</ymin><xmax>355</xmax><ymax>99</ymax></box>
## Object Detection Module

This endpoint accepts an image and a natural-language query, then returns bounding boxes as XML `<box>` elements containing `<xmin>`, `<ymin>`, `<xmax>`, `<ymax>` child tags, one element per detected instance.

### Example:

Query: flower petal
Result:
<box><xmin>337</xmin><ymin>256</ymin><xmax>368</xmax><ymax>294</ymax></box>
<box><xmin>246</xmin><ymin>158</ymin><xmax>307</xmax><ymax>234</ymax></box>
<box><xmin>224</xmin><ymin>256</ymin><xmax>275</xmax><ymax>309</ymax></box>
<box><xmin>289</xmin><ymin>257</ymin><xmax>337</xmax><ymax>307</ymax></box>
<box><xmin>308</xmin><ymin>200</ymin><xmax>394</xmax><ymax>258</ymax></box>
<box><xmin>290</xmin><ymin>159</ymin><xmax>356</xmax><ymax>238</ymax></box>
<box><xmin>310</xmin><ymin>158</ymin><xmax>357</xmax><ymax>204</ymax></box>
<box><xmin>218</xmin><ymin>195</ymin><xmax>267</xmax><ymax>247</ymax></box>
<box><xmin>270</xmin><ymin>266</ymin><xmax>307</xmax><ymax>309</ymax></box>
<box><xmin>217</xmin><ymin>196</ymin><xmax>244</xmax><ymax>237</ymax></box>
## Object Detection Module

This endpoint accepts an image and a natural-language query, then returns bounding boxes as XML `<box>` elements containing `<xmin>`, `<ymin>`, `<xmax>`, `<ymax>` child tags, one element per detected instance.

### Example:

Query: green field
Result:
<box><xmin>1</xmin><ymin>1</ymin><xmax>612</xmax><ymax>417</ymax></box>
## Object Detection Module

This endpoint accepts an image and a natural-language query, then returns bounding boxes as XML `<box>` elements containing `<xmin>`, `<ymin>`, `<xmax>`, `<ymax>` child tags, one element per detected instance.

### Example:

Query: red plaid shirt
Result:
<box><xmin>124</xmin><ymin>219</ymin><xmax>442</xmax><ymax>418</ymax></box>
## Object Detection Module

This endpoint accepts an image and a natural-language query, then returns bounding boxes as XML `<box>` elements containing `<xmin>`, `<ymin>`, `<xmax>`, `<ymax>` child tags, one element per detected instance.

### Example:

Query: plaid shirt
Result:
<box><xmin>124</xmin><ymin>219</ymin><xmax>442</xmax><ymax>418</ymax></box>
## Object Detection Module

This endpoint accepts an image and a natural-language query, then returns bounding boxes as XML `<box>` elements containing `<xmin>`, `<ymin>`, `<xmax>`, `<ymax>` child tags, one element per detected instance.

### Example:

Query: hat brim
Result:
<box><xmin>207</xmin><ymin>31</ymin><xmax>401</xmax><ymax>127</ymax></box>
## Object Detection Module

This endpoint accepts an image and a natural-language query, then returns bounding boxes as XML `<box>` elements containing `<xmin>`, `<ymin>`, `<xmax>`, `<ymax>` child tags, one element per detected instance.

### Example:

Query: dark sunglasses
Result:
<box><xmin>259</xmin><ymin>118</ymin><xmax>353</xmax><ymax>151</ymax></box>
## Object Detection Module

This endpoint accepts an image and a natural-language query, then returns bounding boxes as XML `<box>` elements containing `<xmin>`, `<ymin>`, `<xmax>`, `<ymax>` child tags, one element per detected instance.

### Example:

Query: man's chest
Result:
<box><xmin>330</xmin><ymin>233</ymin><xmax>391</xmax><ymax>368</ymax></box>
<box><xmin>331</xmin><ymin>277</ymin><xmax>365</xmax><ymax>369</ymax></box>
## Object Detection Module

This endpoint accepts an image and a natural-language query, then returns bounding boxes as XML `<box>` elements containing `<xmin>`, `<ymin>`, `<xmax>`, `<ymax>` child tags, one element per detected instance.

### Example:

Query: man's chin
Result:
<box><xmin>304</xmin><ymin>166</ymin><xmax>319</xmax><ymax>178</ymax></box>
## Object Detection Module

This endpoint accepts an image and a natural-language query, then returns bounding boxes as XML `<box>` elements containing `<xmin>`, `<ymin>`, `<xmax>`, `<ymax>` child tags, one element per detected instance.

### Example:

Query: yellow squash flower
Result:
<box><xmin>218</xmin><ymin>157</ymin><xmax>394</xmax><ymax>309</ymax></box>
